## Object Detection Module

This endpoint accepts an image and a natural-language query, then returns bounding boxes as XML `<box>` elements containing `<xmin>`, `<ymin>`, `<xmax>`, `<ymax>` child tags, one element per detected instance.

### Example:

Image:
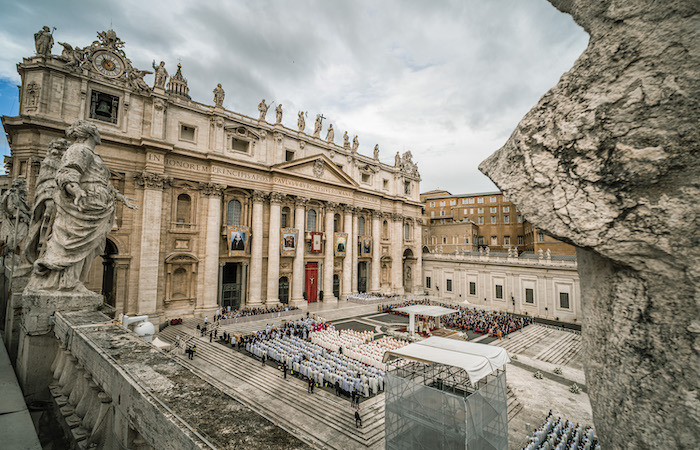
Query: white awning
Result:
<box><xmin>392</xmin><ymin>305</ymin><xmax>459</xmax><ymax>317</ymax></box>
<box><xmin>383</xmin><ymin>337</ymin><xmax>510</xmax><ymax>385</ymax></box>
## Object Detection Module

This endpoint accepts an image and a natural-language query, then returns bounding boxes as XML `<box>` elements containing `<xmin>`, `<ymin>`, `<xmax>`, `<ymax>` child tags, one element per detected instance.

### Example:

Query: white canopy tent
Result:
<box><xmin>392</xmin><ymin>305</ymin><xmax>459</xmax><ymax>335</ymax></box>
<box><xmin>383</xmin><ymin>336</ymin><xmax>510</xmax><ymax>385</ymax></box>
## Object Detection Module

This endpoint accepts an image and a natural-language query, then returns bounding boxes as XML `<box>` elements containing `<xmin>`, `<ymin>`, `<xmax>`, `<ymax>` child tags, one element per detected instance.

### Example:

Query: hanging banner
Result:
<box><xmin>360</xmin><ymin>236</ymin><xmax>372</xmax><ymax>257</ymax></box>
<box><xmin>280</xmin><ymin>228</ymin><xmax>298</xmax><ymax>257</ymax></box>
<box><xmin>334</xmin><ymin>232</ymin><xmax>348</xmax><ymax>257</ymax></box>
<box><xmin>311</xmin><ymin>232</ymin><xmax>324</xmax><ymax>253</ymax></box>
<box><xmin>226</xmin><ymin>226</ymin><xmax>250</xmax><ymax>256</ymax></box>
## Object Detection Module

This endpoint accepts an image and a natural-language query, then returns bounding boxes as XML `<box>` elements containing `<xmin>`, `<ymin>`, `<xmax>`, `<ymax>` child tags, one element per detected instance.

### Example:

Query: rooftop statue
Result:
<box><xmin>258</xmin><ymin>99</ymin><xmax>269</xmax><ymax>121</ymax></box>
<box><xmin>343</xmin><ymin>131</ymin><xmax>350</xmax><ymax>149</ymax></box>
<box><xmin>313</xmin><ymin>114</ymin><xmax>323</xmax><ymax>138</ymax></box>
<box><xmin>34</xmin><ymin>26</ymin><xmax>54</xmax><ymax>57</ymax></box>
<box><xmin>297</xmin><ymin>111</ymin><xmax>305</xmax><ymax>132</ymax></box>
<box><xmin>0</xmin><ymin>178</ymin><xmax>30</xmax><ymax>254</ymax></box>
<box><xmin>373</xmin><ymin>144</ymin><xmax>379</xmax><ymax>160</ymax></box>
<box><xmin>352</xmin><ymin>135</ymin><xmax>359</xmax><ymax>153</ymax></box>
<box><xmin>326</xmin><ymin>124</ymin><xmax>334</xmax><ymax>143</ymax></box>
<box><xmin>152</xmin><ymin>60</ymin><xmax>168</xmax><ymax>89</ymax></box>
<box><xmin>26</xmin><ymin>120</ymin><xmax>136</xmax><ymax>293</ymax></box>
<box><xmin>17</xmin><ymin>139</ymin><xmax>70</xmax><ymax>275</ymax></box>
<box><xmin>58</xmin><ymin>42</ymin><xmax>84</xmax><ymax>70</ymax></box>
<box><xmin>127</xmin><ymin>67</ymin><xmax>152</xmax><ymax>93</ymax></box>
<box><xmin>213</xmin><ymin>83</ymin><xmax>225</xmax><ymax>108</ymax></box>
<box><xmin>276</xmin><ymin>104</ymin><xmax>283</xmax><ymax>124</ymax></box>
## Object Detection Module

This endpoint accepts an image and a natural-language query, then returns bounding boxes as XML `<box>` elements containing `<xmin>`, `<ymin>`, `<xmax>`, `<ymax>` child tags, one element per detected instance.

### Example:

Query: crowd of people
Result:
<box><xmin>379</xmin><ymin>298</ymin><xmax>430</xmax><ymax>313</ymax></box>
<box><xmin>441</xmin><ymin>306</ymin><xmax>533</xmax><ymax>336</ymax></box>
<box><xmin>213</xmin><ymin>304</ymin><xmax>299</xmax><ymax>322</ymax></box>
<box><xmin>523</xmin><ymin>412</ymin><xmax>599</xmax><ymax>450</ymax></box>
<box><xmin>309</xmin><ymin>327</ymin><xmax>408</xmax><ymax>369</ymax></box>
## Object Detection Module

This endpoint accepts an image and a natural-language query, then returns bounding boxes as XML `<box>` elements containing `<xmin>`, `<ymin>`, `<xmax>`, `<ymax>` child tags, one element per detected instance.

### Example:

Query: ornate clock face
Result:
<box><xmin>93</xmin><ymin>51</ymin><xmax>123</xmax><ymax>77</ymax></box>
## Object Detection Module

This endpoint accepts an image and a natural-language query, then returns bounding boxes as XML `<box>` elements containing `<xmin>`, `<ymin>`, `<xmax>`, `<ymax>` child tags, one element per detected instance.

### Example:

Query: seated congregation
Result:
<box><xmin>523</xmin><ymin>411</ymin><xmax>600</xmax><ymax>450</ymax></box>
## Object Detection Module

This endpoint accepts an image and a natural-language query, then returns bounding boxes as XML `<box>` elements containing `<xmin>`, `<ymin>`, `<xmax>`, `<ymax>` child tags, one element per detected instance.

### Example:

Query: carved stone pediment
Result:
<box><xmin>273</xmin><ymin>154</ymin><xmax>358</xmax><ymax>188</ymax></box>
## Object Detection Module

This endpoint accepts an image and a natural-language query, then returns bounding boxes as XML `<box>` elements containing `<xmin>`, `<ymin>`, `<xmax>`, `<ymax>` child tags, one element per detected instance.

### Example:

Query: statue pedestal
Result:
<box><xmin>15</xmin><ymin>290</ymin><xmax>102</xmax><ymax>402</ymax></box>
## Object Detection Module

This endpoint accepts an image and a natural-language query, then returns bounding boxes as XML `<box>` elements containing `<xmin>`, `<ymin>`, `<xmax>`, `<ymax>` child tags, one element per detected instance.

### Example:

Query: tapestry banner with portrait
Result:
<box><xmin>311</xmin><ymin>232</ymin><xmax>324</xmax><ymax>253</ymax></box>
<box><xmin>334</xmin><ymin>232</ymin><xmax>348</xmax><ymax>257</ymax></box>
<box><xmin>226</xmin><ymin>226</ymin><xmax>250</xmax><ymax>256</ymax></box>
<box><xmin>280</xmin><ymin>228</ymin><xmax>298</xmax><ymax>257</ymax></box>
<box><xmin>359</xmin><ymin>236</ymin><xmax>372</xmax><ymax>257</ymax></box>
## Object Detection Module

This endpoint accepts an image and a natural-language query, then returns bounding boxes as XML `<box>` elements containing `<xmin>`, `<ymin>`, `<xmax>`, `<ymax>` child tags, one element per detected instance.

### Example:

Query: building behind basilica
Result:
<box><xmin>2</xmin><ymin>29</ymin><xmax>424</xmax><ymax>322</ymax></box>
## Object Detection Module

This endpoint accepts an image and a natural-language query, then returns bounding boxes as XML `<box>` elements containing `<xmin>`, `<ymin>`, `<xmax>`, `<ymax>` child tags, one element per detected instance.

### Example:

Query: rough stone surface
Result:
<box><xmin>479</xmin><ymin>1</ymin><xmax>699</xmax><ymax>448</ymax></box>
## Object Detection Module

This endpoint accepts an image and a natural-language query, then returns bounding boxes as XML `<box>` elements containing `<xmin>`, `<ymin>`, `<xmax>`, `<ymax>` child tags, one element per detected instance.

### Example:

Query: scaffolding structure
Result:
<box><xmin>385</xmin><ymin>360</ymin><xmax>508</xmax><ymax>450</ymax></box>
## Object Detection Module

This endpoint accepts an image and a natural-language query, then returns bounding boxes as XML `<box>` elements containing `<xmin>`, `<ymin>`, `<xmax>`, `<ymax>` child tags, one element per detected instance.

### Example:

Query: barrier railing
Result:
<box><xmin>215</xmin><ymin>308</ymin><xmax>301</xmax><ymax>326</ymax></box>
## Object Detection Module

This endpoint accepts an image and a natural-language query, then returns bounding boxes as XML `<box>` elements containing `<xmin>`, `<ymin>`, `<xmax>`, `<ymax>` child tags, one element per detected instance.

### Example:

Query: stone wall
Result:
<box><xmin>480</xmin><ymin>1</ymin><xmax>699</xmax><ymax>447</ymax></box>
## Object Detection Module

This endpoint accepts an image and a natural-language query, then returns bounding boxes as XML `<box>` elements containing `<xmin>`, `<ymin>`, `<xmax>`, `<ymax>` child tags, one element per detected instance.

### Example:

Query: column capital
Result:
<box><xmin>391</xmin><ymin>212</ymin><xmax>403</xmax><ymax>222</ymax></box>
<box><xmin>342</xmin><ymin>204</ymin><xmax>356</xmax><ymax>215</ymax></box>
<box><xmin>199</xmin><ymin>182</ymin><xmax>225</xmax><ymax>196</ymax></box>
<box><xmin>252</xmin><ymin>190</ymin><xmax>267</xmax><ymax>203</ymax></box>
<box><xmin>295</xmin><ymin>196</ymin><xmax>310</xmax><ymax>208</ymax></box>
<box><xmin>134</xmin><ymin>171</ymin><xmax>171</xmax><ymax>190</ymax></box>
<box><xmin>325</xmin><ymin>201</ymin><xmax>340</xmax><ymax>212</ymax></box>
<box><xmin>371</xmin><ymin>210</ymin><xmax>383</xmax><ymax>219</ymax></box>
<box><xmin>269</xmin><ymin>191</ymin><xmax>285</xmax><ymax>204</ymax></box>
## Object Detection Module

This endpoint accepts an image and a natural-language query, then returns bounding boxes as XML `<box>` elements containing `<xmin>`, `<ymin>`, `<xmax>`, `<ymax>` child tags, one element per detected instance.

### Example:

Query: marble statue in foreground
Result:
<box><xmin>26</xmin><ymin>120</ymin><xmax>136</xmax><ymax>293</ymax></box>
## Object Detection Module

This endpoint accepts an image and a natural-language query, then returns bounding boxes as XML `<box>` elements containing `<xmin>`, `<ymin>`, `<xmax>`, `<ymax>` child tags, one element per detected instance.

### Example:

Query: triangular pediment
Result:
<box><xmin>273</xmin><ymin>154</ymin><xmax>358</xmax><ymax>187</ymax></box>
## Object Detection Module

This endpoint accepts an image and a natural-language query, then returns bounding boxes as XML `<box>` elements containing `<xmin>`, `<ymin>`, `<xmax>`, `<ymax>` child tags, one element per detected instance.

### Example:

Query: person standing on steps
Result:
<box><xmin>209</xmin><ymin>332</ymin><xmax>213</xmax><ymax>343</ymax></box>
<box><xmin>355</xmin><ymin>408</ymin><xmax>362</xmax><ymax>428</ymax></box>
<box><xmin>261</xmin><ymin>353</ymin><xmax>266</xmax><ymax>367</ymax></box>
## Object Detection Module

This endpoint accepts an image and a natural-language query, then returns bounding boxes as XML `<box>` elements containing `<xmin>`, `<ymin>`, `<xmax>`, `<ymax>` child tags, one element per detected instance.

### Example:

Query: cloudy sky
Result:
<box><xmin>0</xmin><ymin>0</ymin><xmax>588</xmax><ymax>194</ymax></box>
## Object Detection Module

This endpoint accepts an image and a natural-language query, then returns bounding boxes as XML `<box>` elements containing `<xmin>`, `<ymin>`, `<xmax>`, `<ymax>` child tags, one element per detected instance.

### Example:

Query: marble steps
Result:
<box><xmin>535</xmin><ymin>332</ymin><xmax>582</xmax><ymax>366</ymax></box>
<box><xmin>494</xmin><ymin>325</ymin><xmax>555</xmax><ymax>354</ymax></box>
<box><xmin>507</xmin><ymin>386</ymin><xmax>523</xmax><ymax>419</ymax></box>
<box><xmin>158</xmin><ymin>327</ymin><xmax>385</xmax><ymax>450</ymax></box>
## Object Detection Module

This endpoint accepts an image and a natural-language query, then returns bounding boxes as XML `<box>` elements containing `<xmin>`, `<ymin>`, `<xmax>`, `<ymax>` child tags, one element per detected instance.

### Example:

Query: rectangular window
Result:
<box><xmin>450</xmin><ymin>200</ymin><xmax>456</xmax><ymax>206</ymax></box>
<box><xmin>518</xmin><ymin>235</ymin><xmax>524</xmax><ymax>245</ymax></box>
<box><xmin>503</xmin><ymin>206</ymin><xmax>510</xmax><ymax>213</ymax></box>
<box><xmin>478</xmin><ymin>216</ymin><xmax>484</xmax><ymax>225</ymax></box>
<box><xmin>538</xmin><ymin>232</ymin><xmax>545</xmax><ymax>242</ymax></box>
<box><xmin>426</xmin><ymin>277</ymin><xmax>431</xmax><ymax>289</ymax></box>
<box><xmin>462</xmin><ymin>199</ymin><xmax>467</xmax><ymax>204</ymax></box>
<box><xmin>490</xmin><ymin>207</ymin><xmax>497</xmax><ymax>213</ymax></box>
<box><xmin>491</xmin><ymin>236</ymin><xmax>498</xmax><ymax>245</ymax></box>
<box><xmin>525</xmin><ymin>288</ymin><xmax>534</xmax><ymax>304</ymax></box>
<box><xmin>430</xmin><ymin>211</ymin><xmax>435</xmax><ymax>218</ymax></box>
<box><xmin>469</xmin><ymin>282</ymin><xmax>476</xmax><ymax>295</ymax></box>
<box><xmin>430</xmin><ymin>202</ymin><xmax>435</xmax><ymax>207</ymax></box>
<box><xmin>495</xmin><ymin>284</ymin><xmax>503</xmax><ymax>299</ymax></box>
<box><xmin>504</xmin><ymin>236</ymin><xmax>510</xmax><ymax>245</ymax></box>
<box><xmin>504</xmin><ymin>215</ymin><xmax>510</xmax><ymax>224</ymax></box>
<box><xmin>179</xmin><ymin>125</ymin><xmax>196</xmax><ymax>142</ymax></box>
<box><xmin>442</xmin><ymin>236</ymin><xmax>447</xmax><ymax>244</ymax></box>
<box><xmin>383</xmin><ymin>179</ymin><xmax>389</xmax><ymax>190</ymax></box>
<box><xmin>477</xmin><ymin>198</ymin><xmax>484</xmax><ymax>204</ymax></box>
<box><xmin>477</xmin><ymin>208</ymin><xmax>484</xmax><ymax>214</ymax></box>
<box><xmin>285</xmin><ymin>150</ymin><xmax>295</xmax><ymax>161</ymax></box>
<box><xmin>361</xmin><ymin>173</ymin><xmax>370</xmax><ymax>183</ymax></box>
<box><xmin>280</xmin><ymin>212</ymin><xmax>288</xmax><ymax>228</ymax></box>
<box><xmin>490</xmin><ymin>197</ymin><xmax>497</xmax><ymax>203</ymax></box>
<box><xmin>464</xmin><ymin>237</ymin><xmax>469</xmax><ymax>243</ymax></box>
<box><xmin>478</xmin><ymin>236</ymin><xmax>484</xmax><ymax>245</ymax></box>
<box><xmin>90</xmin><ymin>90</ymin><xmax>119</xmax><ymax>124</ymax></box>
<box><xmin>469</xmin><ymin>208</ymin><xmax>474</xmax><ymax>214</ymax></box>
<box><xmin>517</xmin><ymin>214</ymin><xmax>522</xmax><ymax>223</ymax></box>
<box><xmin>446</xmin><ymin>279</ymin><xmax>453</xmax><ymax>292</ymax></box>
<box><xmin>463</xmin><ymin>209</ymin><xmax>468</xmax><ymax>214</ymax></box>
<box><xmin>439</xmin><ymin>211</ymin><xmax>445</xmax><ymax>216</ymax></box>
<box><xmin>440</xmin><ymin>201</ymin><xmax>446</xmax><ymax>206</ymax></box>
<box><xmin>490</xmin><ymin>215</ymin><xmax>497</xmax><ymax>224</ymax></box>
<box><xmin>560</xmin><ymin>292</ymin><xmax>570</xmax><ymax>309</ymax></box>
<box><xmin>232</xmin><ymin>137</ymin><xmax>250</xmax><ymax>153</ymax></box>
<box><xmin>468</xmin><ymin>198</ymin><xmax>475</xmax><ymax>204</ymax></box>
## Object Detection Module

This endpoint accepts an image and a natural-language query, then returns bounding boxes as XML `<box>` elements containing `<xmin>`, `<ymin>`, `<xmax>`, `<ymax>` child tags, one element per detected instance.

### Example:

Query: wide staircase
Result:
<box><xmin>159</xmin><ymin>324</ymin><xmax>386</xmax><ymax>450</ymax></box>
<box><xmin>535</xmin><ymin>331</ymin><xmax>582</xmax><ymax>366</ymax></box>
<box><xmin>507</xmin><ymin>385</ymin><xmax>523</xmax><ymax>419</ymax></box>
<box><xmin>493</xmin><ymin>325</ymin><xmax>556</xmax><ymax>354</ymax></box>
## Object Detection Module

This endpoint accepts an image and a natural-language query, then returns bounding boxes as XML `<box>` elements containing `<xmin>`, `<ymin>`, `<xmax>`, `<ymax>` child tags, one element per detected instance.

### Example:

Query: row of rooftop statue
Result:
<box><xmin>0</xmin><ymin>120</ymin><xmax>137</xmax><ymax>294</ymax></box>
<box><xmin>32</xmin><ymin>26</ymin><xmax>420</xmax><ymax>175</ymax></box>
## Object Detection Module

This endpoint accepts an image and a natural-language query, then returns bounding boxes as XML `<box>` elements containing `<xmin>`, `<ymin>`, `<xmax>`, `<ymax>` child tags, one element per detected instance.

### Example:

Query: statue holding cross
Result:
<box><xmin>313</xmin><ymin>113</ymin><xmax>325</xmax><ymax>138</ymax></box>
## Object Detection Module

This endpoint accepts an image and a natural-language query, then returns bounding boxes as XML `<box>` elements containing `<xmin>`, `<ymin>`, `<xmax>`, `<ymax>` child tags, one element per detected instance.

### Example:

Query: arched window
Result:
<box><xmin>358</xmin><ymin>217</ymin><xmax>365</xmax><ymax>236</ymax></box>
<box><xmin>307</xmin><ymin>209</ymin><xmax>317</xmax><ymax>232</ymax></box>
<box><xmin>227</xmin><ymin>199</ymin><xmax>242</xmax><ymax>226</ymax></box>
<box><xmin>176</xmin><ymin>194</ymin><xmax>191</xmax><ymax>223</ymax></box>
<box><xmin>172</xmin><ymin>267</ymin><xmax>187</xmax><ymax>298</ymax></box>
<box><xmin>404</xmin><ymin>223</ymin><xmax>410</xmax><ymax>240</ymax></box>
<box><xmin>334</xmin><ymin>213</ymin><xmax>341</xmax><ymax>232</ymax></box>
<box><xmin>382</xmin><ymin>220</ymin><xmax>389</xmax><ymax>239</ymax></box>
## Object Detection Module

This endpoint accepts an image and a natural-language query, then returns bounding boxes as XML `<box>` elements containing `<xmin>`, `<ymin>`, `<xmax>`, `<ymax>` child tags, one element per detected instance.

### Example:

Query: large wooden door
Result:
<box><xmin>305</xmin><ymin>262</ymin><xmax>318</xmax><ymax>303</ymax></box>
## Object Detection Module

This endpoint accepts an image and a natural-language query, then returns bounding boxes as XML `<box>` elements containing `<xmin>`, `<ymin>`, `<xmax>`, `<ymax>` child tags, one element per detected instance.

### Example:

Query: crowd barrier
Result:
<box><xmin>216</xmin><ymin>309</ymin><xmax>302</xmax><ymax>326</ymax></box>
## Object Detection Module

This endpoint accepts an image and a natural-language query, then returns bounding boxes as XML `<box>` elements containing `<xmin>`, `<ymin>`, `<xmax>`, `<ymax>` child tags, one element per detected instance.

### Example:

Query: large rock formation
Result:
<box><xmin>479</xmin><ymin>1</ymin><xmax>699</xmax><ymax>448</ymax></box>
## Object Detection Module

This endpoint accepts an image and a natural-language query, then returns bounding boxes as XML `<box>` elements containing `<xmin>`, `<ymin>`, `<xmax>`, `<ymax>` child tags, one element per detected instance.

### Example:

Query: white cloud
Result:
<box><xmin>0</xmin><ymin>0</ymin><xmax>588</xmax><ymax>193</ymax></box>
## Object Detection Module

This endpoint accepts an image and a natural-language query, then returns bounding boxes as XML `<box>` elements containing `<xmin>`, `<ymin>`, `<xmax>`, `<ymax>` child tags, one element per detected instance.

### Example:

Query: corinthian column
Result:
<box><xmin>199</xmin><ymin>183</ymin><xmax>223</xmax><ymax>315</ymax></box>
<box><xmin>341</xmin><ymin>205</ymin><xmax>354</xmax><ymax>300</ymax></box>
<box><xmin>266</xmin><ymin>192</ymin><xmax>284</xmax><ymax>305</ymax></box>
<box><xmin>248</xmin><ymin>190</ymin><xmax>266</xmax><ymax>305</ymax></box>
<box><xmin>291</xmin><ymin>197</ymin><xmax>308</xmax><ymax>306</ymax></box>
<box><xmin>351</xmin><ymin>213</ymin><xmax>359</xmax><ymax>293</ymax></box>
<box><xmin>323</xmin><ymin>202</ymin><xmax>337</xmax><ymax>303</ymax></box>
<box><xmin>135</xmin><ymin>171</ymin><xmax>170</xmax><ymax>316</ymax></box>
<box><xmin>371</xmin><ymin>211</ymin><xmax>381</xmax><ymax>293</ymax></box>
<box><xmin>413</xmin><ymin>218</ymin><xmax>423</xmax><ymax>293</ymax></box>
<box><xmin>392</xmin><ymin>213</ymin><xmax>404</xmax><ymax>295</ymax></box>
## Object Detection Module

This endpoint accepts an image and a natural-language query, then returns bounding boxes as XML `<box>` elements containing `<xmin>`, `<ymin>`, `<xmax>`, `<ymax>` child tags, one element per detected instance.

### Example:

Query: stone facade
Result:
<box><xmin>2</xmin><ymin>29</ymin><xmax>423</xmax><ymax>322</ymax></box>
<box><xmin>422</xmin><ymin>253</ymin><xmax>582</xmax><ymax>323</ymax></box>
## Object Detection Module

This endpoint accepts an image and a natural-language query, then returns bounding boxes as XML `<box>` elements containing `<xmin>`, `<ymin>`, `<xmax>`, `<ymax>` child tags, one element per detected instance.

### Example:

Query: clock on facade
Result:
<box><xmin>93</xmin><ymin>51</ymin><xmax>124</xmax><ymax>77</ymax></box>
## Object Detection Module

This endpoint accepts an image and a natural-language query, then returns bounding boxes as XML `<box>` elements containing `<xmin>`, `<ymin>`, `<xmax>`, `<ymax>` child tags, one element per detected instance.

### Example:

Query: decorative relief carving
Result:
<box><xmin>134</xmin><ymin>171</ymin><xmax>170</xmax><ymax>189</ymax></box>
<box><xmin>294</xmin><ymin>196</ymin><xmax>309</xmax><ymax>208</ymax></box>
<box><xmin>269</xmin><ymin>191</ymin><xmax>285</xmax><ymax>204</ymax></box>
<box><xmin>210</xmin><ymin>116</ymin><xmax>224</xmax><ymax>128</ymax></box>
<box><xmin>312</xmin><ymin>159</ymin><xmax>325</xmax><ymax>178</ymax></box>
<box><xmin>391</xmin><ymin>213</ymin><xmax>403</xmax><ymax>222</ymax></box>
<box><xmin>371</xmin><ymin>210</ymin><xmax>383</xmax><ymax>218</ymax></box>
<box><xmin>299</xmin><ymin>140</ymin><xmax>305</xmax><ymax>149</ymax></box>
<box><xmin>25</xmin><ymin>81</ymin><xmax>41</xmax><ymax>111</ymax></box>
<box><xmin>252</xmin><ymin>190</ymin><xmax>267</xmax><ymax>202</ymax></box>
<box><xmin>199</xmin><ymin>182</ymin><xmax>224</xmax><ymax>196</ymax></box>
<box><xmin>325</xmin><ymin>201</ymin><xmax>339</xmax><ymax>212</ymax></box>
<box><xmin>153</xmin><ymin>98</ymin><xmax>167</xmax><ymax>112</ymax></box>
